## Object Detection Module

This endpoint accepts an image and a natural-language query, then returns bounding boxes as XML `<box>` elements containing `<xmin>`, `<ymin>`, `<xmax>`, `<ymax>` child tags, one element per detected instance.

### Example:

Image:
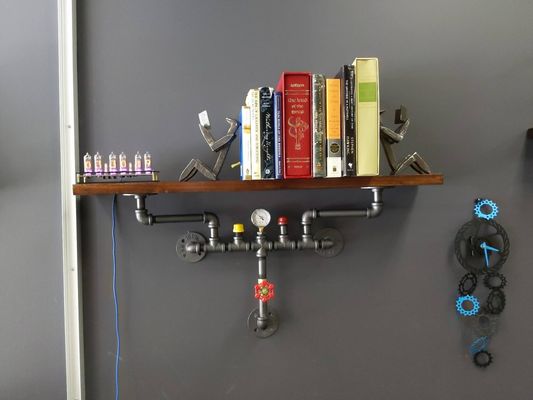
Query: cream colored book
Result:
<box><xmin>353</xmin><ymin>58</ymin><xmax>380</xmax><ymax>176</ymax></box>
<box><xmin>241</xmin><ymin>106</ymin><xmax>252</xmax><ymax>180</ymax></box>
<box><xmin>245</xmin><ymin>89</ymin><xmax>261</xmax><ymax>180</ymax></box>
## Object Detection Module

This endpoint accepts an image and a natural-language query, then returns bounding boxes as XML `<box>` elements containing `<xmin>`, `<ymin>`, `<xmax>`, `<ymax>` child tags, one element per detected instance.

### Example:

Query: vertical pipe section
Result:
<box><xmin>256</xmin><ymin>231</ymin><xmax>269</xmax><ymax>330</ymax></box>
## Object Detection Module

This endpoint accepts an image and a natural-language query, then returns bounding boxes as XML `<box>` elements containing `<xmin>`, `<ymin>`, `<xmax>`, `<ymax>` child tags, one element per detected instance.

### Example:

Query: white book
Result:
<box><xmin>245</xmin><ymin>89</ymin><xmax>261</xmax><ymax>180</ymax></box>
<box><xmin>240</xmin><ymin>106</ymin><xmax>252</xmax><ymax>180</ymax></box>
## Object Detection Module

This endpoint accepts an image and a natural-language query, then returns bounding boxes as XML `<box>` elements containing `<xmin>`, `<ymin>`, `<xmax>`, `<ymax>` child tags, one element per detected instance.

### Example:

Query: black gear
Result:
<box><xmin>473</xmin><ymin>350</ymin><xmax>493</xmax><ymax>368</ymax></box>
<box><xmin>468</xmin><ymin>313</ymin><xmax>499</xmax><ymax>338</ymax></box>
<box><xmin>458</xmin><ymin>273</ymin><xmax>478</xmax><ymax>295</ymax></box>
<box><xmin>486</xmin><ymin>289</ymin><xmax>506</xmax><ymax>315</ymax></box>
<box><xmin>454</xmin><ymin>219</ymin><xmax>510</xmax><ymax>274</ymax></box>
<box><xmin>483</xmin><ymin>272</ymin><xmax>507</xmax><ymax>290</ymax></box>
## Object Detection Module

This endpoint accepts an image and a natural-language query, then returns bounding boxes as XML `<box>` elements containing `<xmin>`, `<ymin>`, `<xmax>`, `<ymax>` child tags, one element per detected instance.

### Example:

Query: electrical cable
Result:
<box><xmin>111</xmin><ymin>194</ymin><xmax>120</xmax><ymax>400</ymax></box>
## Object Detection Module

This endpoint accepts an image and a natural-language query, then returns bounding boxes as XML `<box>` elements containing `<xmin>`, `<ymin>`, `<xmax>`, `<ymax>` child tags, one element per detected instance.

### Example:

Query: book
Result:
<box><xmin>240</xmin><ymin>105</ymin><xmax>252</xmax><ymax>180</ymax></box>
<box><xmin>259</xmin><ymin>87</ymin><xmax>275</xmax><ymax>179</ymax></box>
<box><xmin>311</xmin><ymin>74</ymin><xmax>326</xmax><ymax>178</ymax></box>
<box><xmin>275</xmin><ymin>72</ymin><xmax>312</xmax><ymax>179</ymax></box>
<box><xmin>354</xmin><ymin>58</ymin><xmax>380</xmax><ymax>176</ymax></box>
<box><xmin>326</xmin><ymin>78</ymin><xmax>342</xmax><ymax>177</ymax></box>
<box><xmin>337</xmin><ymin>65</ymin><xmax>355</xmax><ymax>176</ymax></box>
<box><xmin>273</xmin><ymin>91</ymin><xmax>283</xmax><ymax>179</ymax></box>
<box><xmin>245</xmin><ymin>89</ymin><xmax>261</xmax><ymax>180</ymax></box>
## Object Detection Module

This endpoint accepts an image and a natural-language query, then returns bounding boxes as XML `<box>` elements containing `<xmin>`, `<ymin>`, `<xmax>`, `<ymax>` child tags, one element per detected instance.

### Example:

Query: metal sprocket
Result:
<box><xmin>454</xmin><ymin>219</ymin><xmax>510</xmax><ymax>274</ymax></box>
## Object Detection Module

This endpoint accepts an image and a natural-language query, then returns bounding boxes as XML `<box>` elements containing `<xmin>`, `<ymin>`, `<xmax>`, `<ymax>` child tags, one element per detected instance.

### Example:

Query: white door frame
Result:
<box><xmin>58</xmin><ymin>0</ymin><xmax>84</xmax><ymax>399</ymax></box>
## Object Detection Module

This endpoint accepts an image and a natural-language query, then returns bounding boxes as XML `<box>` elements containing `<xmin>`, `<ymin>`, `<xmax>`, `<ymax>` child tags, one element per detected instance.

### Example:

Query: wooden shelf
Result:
<box><xmin>73</xmin><ymin>174</ymin><xmax>443</xmax><ymax>196</ymax></box>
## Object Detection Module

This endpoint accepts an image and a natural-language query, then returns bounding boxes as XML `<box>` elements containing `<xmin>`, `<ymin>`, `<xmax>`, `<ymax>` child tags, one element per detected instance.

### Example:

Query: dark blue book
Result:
<box><xmin>273</xmin><ymin>91</ymin><xmax>283</xmax><ymax>179</ymax></box>
<box><xmin>259</xmin><ymin>87</ymin><xmax>275</xmax><ymax>179</ymax></box>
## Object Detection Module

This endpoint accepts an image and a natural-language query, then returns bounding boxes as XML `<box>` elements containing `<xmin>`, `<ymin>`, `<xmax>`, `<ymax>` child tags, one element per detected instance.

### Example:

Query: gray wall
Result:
<box><xmin>0</xmin><ymin>1</ymin><xmax>66</xmax><ymax>399</ymax></box>
<box><xmin>78</xmin><ymin>1</ymin><xmax>533</xmax><ymax>399</ymax></box>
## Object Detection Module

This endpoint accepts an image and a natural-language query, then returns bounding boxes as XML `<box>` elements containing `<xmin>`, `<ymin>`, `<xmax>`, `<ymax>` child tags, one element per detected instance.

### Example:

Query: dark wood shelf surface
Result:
<box><xmin>73</xmin><ymin>174</ymin><xmax>443</xmax><ymax>196</ymax></box>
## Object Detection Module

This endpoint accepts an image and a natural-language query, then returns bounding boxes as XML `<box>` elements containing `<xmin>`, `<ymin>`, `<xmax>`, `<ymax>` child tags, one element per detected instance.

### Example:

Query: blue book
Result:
<box><xmin>273</xmin><ymin>91</ymin><xmax>283</xmax><ymax>179</ymax></box>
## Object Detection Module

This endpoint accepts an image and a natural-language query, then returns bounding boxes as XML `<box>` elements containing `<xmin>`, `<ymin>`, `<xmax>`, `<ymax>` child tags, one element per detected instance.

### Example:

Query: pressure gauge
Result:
<box><xmin>251</xmin><ymin>209</ymin><xmax>271</xmax><ymax>230</ymax></box>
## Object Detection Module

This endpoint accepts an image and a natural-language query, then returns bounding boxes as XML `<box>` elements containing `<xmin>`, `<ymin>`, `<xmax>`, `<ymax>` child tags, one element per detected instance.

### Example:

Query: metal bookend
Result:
<box><xmin>179</xmin><ymin>111</ymin><xmax>239</xmax><ymax>181</ymax></box>
<box><xmin>380</xmin><ymin>105</ymin><xmax>432</xmax><ymax>176</ymax></box>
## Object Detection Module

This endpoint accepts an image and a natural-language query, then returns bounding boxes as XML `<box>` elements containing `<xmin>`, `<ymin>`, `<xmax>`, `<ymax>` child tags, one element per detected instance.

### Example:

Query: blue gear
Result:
<box><xmin>456</xmin><ymin>295</ymin><xmax>480</xmax><ymax>316</ymax></box>
<box><xmin>474</xmin><ymin>199</ymin><xmax>499</xmax><ymax>220</ymax></box>
<box><xmin>469</xmin><ymin>336</ymin><xmax>490</xmax><ymax>355</ymax></box>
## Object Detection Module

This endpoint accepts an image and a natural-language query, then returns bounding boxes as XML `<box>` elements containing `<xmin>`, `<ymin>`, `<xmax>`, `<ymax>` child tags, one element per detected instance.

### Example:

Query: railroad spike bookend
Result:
<box><xmin>179</xmin><ymin>111</ymin><xmax>239</xmax><ymax>181</ymax></box>
<box><xmin>380</xmin><ymin>105</ymin><xmax>432</xmax><ymax>176</ymax></box>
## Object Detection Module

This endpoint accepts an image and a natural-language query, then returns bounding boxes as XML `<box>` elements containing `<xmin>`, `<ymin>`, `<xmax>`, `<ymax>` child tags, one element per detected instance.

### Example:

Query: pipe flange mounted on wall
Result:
<box><xmin>176</xmin><ymin>232</ymin><xmax>207</xmax><ymax>263</ymax></box>
<box><xmin>247</xmin><ymin>308</ymin><xmax>279</xmax><ymax>338</ymax></box>
<box><xmin>313</xmin><ymin>228</ymin><xmax>344</xmax><ymax>258</ymax></box>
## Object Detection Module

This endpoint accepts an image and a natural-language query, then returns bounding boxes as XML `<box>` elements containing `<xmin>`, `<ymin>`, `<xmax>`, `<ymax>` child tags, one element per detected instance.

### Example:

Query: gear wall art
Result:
<box><xmin>453</xmin><ymin>199</ymin><xmax>510</xmax><ymax>368</ymax></box>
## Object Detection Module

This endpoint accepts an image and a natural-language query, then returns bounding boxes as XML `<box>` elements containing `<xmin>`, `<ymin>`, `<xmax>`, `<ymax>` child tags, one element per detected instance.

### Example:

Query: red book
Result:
<box><xmin>275</xmin><ymin>72</ymin><xmax>312</xmax><ymax>178</ymax></box>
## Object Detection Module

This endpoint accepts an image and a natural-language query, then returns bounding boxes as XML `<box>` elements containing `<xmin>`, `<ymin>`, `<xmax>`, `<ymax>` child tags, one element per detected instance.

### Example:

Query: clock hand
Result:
<box><xmin>484</xmin><ymin>244</ymin><xmax>500</xmax><ymax>253</ymax></box>
<box><xmin>480</xmin><ymin>242</ymin><xmax>490</xmax><ymax>267</ymax></box>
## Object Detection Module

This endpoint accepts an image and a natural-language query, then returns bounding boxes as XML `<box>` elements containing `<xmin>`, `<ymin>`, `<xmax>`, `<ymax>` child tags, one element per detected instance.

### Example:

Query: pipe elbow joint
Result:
<box><xmin>301</xmin><ymin>209</ymin><xmax>317</xmax><ymax>225</ymax></box>
<box><xmin>135</xmin><ymin>209</ymin><xmax>153</xmax><ymax>225</ymax></box>
<box><xmin>366</xmin><ymin>202</ymin><xmax>383</xmax><ymax>218</ymax></box>
<box><xmin>203</xmin><ymin>212</ymin><xmax>219</xmax><ymax>228</ymax></box>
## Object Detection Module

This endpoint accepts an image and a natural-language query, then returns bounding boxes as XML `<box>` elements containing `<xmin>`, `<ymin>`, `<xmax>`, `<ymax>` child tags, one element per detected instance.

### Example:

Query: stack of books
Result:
<box><xmin>238</xmin><ymin>58</ymin><xmax>380</xmax><ymax>180</ymax></box>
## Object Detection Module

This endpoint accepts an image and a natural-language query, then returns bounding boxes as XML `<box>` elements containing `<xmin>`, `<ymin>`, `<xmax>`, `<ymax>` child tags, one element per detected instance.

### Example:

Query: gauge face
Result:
<box><xmin>251</xmin><ymin>209</ymin><xmax>271</xmax><ymax>229</ymax></box>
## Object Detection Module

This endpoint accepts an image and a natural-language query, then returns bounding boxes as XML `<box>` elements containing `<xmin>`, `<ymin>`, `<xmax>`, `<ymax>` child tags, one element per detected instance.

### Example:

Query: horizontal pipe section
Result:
<box><xmin>301</xmin><ymin>187</ymin><xmax>384</xmax><ymax>226</ymax></box>
<box><xmin>133</xmin><ymin>188</ymin><xmax>383</xmax><ymax>259</ymax></box>
<box><xmin>317</xmin><ymin>209</ymin><xmax>367</xmax><ymax>218</ymax></box>
<box><xmin>152</xmin><ymin>214</ymin><xmax>204</xmax><ymax>224</ymax></box>
<box><xmin>186</xmin><ymin>238</ymin><xmax>333</xmax><ymax>256</ymax></box>
<box><xmin>133</xmin><ymin>196</ymin><xmax>221</xmax><ymax>234</ymax></box>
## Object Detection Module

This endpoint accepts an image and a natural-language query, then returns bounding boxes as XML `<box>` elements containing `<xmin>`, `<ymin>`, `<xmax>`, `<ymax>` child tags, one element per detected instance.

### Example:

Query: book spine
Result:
<box><xmin>248</xmin><ymin>89</ymin><xmax>261</xmax><ymax>180</ymax></box>
<box><xmin>354</xmin><ymin>58</ymin><xmax>380</xmax><ymax>176</ymax></box>
<box><xmin>276</xmin><ymin>72</ymin><xmax>312</xmax><ymax>179</ymax></box>
<box><xmin>238</xmin><ymin>107</ymin><xmax>243</xmax><ymax>179</ymax></box>
<box><xmin>337</xmin><ymin>65</ymin><xmax>356</xmax><ymax>176</ymax></box>
<box><xmin>348</xmin><ymin>66</ymin><xmax>356</xmax><ymax>175</ymax></box>
<box><xmin>312</xmin><ymin>74</ymin><xmax>326</xmax><ymax>178</ymax></box>
<box><xmin>240</xmin><ymin>105</ymin><xmax>252</xmax><ymax>180</ymax></box>
<box><xmin>326</xmin><ymin>78</ymin><xmax>342</xmax><ymax>177</ymax></box>
<box><xmin>259</xmin><ymin>87</ymin><xmax>275</xmax><ymax>179</ymax></box>
<box><xmin>273</xmin><ymin>91</ymin><xmax>283</xmax><ymax>179</ymax></box>
<box><xmin>345</xmin><ymin>66</ymin><xmax>356</xmax><ymax>176</ymax></box>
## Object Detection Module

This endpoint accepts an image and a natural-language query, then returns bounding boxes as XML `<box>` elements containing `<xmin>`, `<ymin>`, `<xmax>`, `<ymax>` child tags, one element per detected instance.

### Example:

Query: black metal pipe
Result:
<box><xmin>133</xmin><ymin>195</ymin><xmax>221</xmax><ymax>245</ymax></box>
<box><xmin>258</xmin><ymin>257</ymin><xmax>266</xmax><ymax>279</ymax></box>
<box><xmin>187</xmin><ymin>238</ymin><xmax>332</xmax><ymax>253</ymax></box>
<box><xmin>366</xmin><ymin>187</ymin><xmax>384</xmax><ymax>218</ymax></box>
<box><xmin>258</xmin><ymin>301</ymin><xmax>268</xmax><ymax>330</ymax></box>
<box><xmin>152</xmin><ymin>214</ymin><xmax>204</xmax><ymax>224</ymax></box>
<box><xmin>255</xmin><ymin>230</ymin><xmax>269</xmax><ymax>330</ymax></box>
<box><xmin>300</xmin><ymin>188</ymin><xmax>384</xmax><ymax>238</ymax></box>
<box><xmin>317</xmin><ymin>209</ymin><xmax>367</xmax><ymax>218</ymax></box>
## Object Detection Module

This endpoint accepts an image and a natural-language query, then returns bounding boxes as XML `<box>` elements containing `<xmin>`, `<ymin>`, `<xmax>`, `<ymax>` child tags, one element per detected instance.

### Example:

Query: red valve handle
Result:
<box><xmin>277</xmin><ymin>216</ymin><xmax>288</xmax><ymax>225</ymax></box>
<box><xmin>254</xmin><ymin>279</ymin><xmax>275</xmax><ymax>303</ymax></box>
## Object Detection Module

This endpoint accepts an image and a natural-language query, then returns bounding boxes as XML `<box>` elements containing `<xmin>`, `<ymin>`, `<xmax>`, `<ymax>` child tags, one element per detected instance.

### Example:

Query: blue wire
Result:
<box><xmin>111</xmin><ymin>194</ymin><xmax>120</xmax><ymax>400</ymax></box>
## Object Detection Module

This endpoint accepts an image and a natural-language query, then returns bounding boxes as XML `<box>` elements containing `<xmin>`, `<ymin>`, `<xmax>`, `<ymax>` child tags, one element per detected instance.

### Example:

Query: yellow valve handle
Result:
<box><xmin>233</xmin><ymin>223</ymin><xmax>244</xmax><ymax>233</ymax></box>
